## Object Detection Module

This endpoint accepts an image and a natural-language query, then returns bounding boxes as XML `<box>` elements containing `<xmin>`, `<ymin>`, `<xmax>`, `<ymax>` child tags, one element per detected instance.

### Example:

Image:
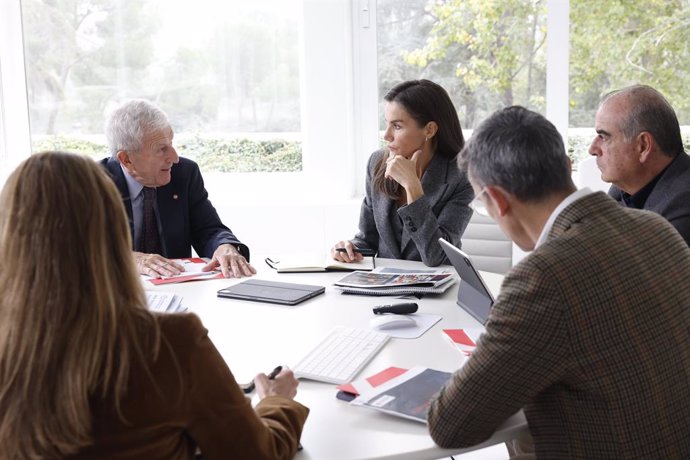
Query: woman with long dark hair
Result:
<box><xmin>332</xmin><ymin>79</ymin><xmax>473</xmax><ymax>266</ymax></box>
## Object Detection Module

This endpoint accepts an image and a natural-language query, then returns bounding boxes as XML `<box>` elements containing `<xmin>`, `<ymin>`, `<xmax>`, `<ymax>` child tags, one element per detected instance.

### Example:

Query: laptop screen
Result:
<box><xmin>439</xmin><ymin>238</ymin><xmax>495</xmax><ymax>325</ymax></box>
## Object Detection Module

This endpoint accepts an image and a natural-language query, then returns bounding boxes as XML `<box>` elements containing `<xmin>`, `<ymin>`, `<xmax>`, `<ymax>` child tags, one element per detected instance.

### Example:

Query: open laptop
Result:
<box><xmin>217</xmin><ymin>279</ymin><xmax>325</xmax><ymax>306</ymax></box>
<box><xmin>439</xmin><ymin>238</ymin><xmax>495</xmax><ymax>325</ymax></box>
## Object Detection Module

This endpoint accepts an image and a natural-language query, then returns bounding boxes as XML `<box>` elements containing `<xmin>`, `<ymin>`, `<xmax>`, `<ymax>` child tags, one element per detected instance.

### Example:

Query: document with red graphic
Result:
<box><xmin>336</xmin><ymin>366</ymin><xmax>408</xmax><ymax>402</ymax></box>
<box><xmin>442</xmin><ymin>328</ymin><xmax>484</xmax><ymax>356</ymax></box>
<box><xmin>350</xmin><ymin>366</ymin><xmax>452</xmax><ymax>423</ymax></box>
<box><xmin>145</xmin><ymin>257</ymin><xmax>223</xmax><ymax>285</ymax></box>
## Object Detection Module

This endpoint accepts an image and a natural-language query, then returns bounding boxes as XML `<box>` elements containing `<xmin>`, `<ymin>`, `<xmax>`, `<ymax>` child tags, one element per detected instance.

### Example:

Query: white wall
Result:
<box><xmin>212</xmin><ymin>195</ymin><xmax>362</xmax><ymax>259</ymax></box>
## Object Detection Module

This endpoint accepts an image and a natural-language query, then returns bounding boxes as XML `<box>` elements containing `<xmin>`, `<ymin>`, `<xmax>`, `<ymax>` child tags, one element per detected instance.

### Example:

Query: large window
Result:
<box><xmin>374</xmin><ymin>0</ymin><xmax>690</xmax><ymax>166</ymax></box>
<box><xmin>569</xmin><ymin>0</ymin><xmax>690</xmax><ymax>162</ymax></box>
<box><xmin>376</xmin><ymin>0</ymin><xmax>547</xmax><ymax>130</ymax></box>
<box><xmin>7</xmin><ymin>0</ymin><xmax>690</xmax><ymax>189</ymax></box>
<box><xmin>21</xmin><ymin>0</ymin><xmax>302</xmax><ymax>172</ymax></box>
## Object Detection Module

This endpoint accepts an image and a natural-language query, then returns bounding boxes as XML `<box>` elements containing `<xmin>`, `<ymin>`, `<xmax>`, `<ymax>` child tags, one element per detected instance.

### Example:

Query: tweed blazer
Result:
<box><xmin>428</xmin><ymin>192</ymin><xmax>690</xmax><ymax>458</ymax></box>
<box><xmin>609</xmin><ymin>151</ymin><xmax>690</xmax><ymax>245</ymax></box>
<box><xmin>100</xmin><ymin>157</ymin><xmax>249</xmax><ymax>260</ymax></box>
<box><xmin>70</xmin><ymin>313</ymin><xmax>308</xmax><ymax>460</ymax></box>
<box><xmin>351</xmin><ymin>149</ymin><xmax>473</xmax><ymax>266</ymax></box>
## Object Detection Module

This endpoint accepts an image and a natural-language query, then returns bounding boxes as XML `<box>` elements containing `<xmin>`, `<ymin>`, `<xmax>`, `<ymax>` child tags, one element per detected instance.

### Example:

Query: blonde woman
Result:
<box><xmin>0</xmin><ymin>152</ymin><xmax>308</xmax><ymax>459</ymax></box>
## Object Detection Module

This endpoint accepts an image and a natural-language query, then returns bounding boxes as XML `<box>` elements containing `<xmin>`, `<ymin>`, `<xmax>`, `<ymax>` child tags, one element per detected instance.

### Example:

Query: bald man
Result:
<box><xmin>589</xmin><ymin>84</ymin><xmax>690</xmax><ymax>245</ymax></box>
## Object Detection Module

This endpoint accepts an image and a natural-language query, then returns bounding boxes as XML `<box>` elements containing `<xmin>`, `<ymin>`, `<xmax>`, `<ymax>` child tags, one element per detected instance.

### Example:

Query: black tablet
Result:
<box><xmin>217</xmin><ymin>279</ymin><xmax>325</xmax><ymax>306</ymax></box>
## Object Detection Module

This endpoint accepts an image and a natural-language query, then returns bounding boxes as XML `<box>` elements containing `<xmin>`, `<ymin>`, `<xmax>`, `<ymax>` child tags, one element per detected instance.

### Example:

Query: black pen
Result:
<box><xmin>336</xmin><ymin>247</ymin><xmax>376</xmax><ymax>257</ymax></box>
<box><xmin>267</xmin><ymin>365</ymin><xmax>283</xmax><ymax>380</ymax></box>
<box><xmin>243</xmin><ymin>365</ymin><xmax>282</xmax><ymax>394</ymax></box>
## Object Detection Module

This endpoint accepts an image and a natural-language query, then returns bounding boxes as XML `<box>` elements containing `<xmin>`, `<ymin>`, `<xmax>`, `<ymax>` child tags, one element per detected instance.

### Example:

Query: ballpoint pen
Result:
<box><xmin>243</xmin><ymin>365</ymin><xmax>282</xmax><ymax>394</ymax></box>
<box><xmin>335</xmin><ymin>247</ymin><xmax>376</xmax><ymax>257</ymax></box>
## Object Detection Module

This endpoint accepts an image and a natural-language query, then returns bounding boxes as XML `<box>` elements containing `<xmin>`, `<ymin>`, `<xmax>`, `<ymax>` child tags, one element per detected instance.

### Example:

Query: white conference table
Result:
<box><xmin>146</xmin><ymin>257</ymin><xmax>527</xmax><ymax>460</ymax></box>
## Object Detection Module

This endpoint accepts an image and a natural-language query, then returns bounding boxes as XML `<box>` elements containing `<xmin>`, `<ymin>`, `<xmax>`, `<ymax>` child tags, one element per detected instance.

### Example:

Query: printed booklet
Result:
<box><xmin>334</xmin><ymin>267</ymin><xmax>452</xmax><ymax>288</ymax></box>
<box><xmin>334</xmin><ymin>267</ymin><xmax>456</xmax><ymax>296</ymax></box>
<box><xmin>350</xmin><ymin>366</ymin><xmax>452</xmax><ymax>423</ymax></box>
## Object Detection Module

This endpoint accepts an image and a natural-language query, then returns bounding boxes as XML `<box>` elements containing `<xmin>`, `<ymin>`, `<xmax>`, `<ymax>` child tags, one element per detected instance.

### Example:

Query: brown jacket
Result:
<box><xmin>428</xmin><ymin>192</ymin><xmax>690</xmax><ymax>458</ymax></box>
<box><xmin>70</xmin><ymin>314</ymin><xmax>308</xmax><ymax>460</ymax></box>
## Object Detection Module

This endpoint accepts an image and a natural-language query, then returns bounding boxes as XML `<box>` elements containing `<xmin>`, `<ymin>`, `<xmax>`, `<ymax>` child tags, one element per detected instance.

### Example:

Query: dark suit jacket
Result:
<box><xmin>70</xmin><ymin>314</ymin><xmax>309</xmax><ymax>460</ymax></box>
<box><xmin>609</xmin><ymin>151</ymin><xmax>690</xmax><ymax>245</ymax></box>
<box><xmin>352</xmin><ymin>150</ymin><xmax>474</xmax><ymax>266</ymax></box>
<box><xmin>101</xmin><ymin>157</ymin><xmax>249</xmax><ymax>260</ymax></box>
<box><xmin>428</xmin><ymin>192</ymin><xmax>690</xmax><ymax>458</ymax></box>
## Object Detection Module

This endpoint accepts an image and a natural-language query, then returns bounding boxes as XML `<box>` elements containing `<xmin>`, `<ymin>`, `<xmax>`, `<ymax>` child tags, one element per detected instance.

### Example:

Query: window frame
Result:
<box><xmin>0</xmin><ymin>0</ymin><xmax>31</xmax><ymax>182</ymax></box>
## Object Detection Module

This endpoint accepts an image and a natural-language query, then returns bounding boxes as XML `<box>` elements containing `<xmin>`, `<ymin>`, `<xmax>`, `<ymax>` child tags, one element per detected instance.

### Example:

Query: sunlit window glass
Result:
<box><xmin>21</xmin><ymin>0</ymin><xmax>302</xmax><ymax>172</ymax></box>
<box><xmin>568</xmin><ymin>0</ymin><xmax>690</xmax><ymax>163</ymax></box>
<box><xmin>376</xmin><ymin>0</ymin><xmax>547</xmax><ymax>130</ymax></box>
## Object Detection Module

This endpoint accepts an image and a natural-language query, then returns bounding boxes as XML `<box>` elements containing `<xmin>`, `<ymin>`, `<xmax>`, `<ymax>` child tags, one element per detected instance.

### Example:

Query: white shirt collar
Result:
<box><xmin>535</xmin><ymin>188</ymin><xmax>593</xmax><ymax>248</ymax></box>
<box><xmin>120</xmin><ymin>163</ymin><xmax>144</xmax><ymax>199</ymax></box>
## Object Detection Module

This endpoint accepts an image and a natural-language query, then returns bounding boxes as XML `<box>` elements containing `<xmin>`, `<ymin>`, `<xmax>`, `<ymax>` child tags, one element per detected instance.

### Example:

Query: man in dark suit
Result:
<box><xmin>102</xmin><ymin>99</ymin><xmax>255</xmax><ymax>278</ymax></box>
<box><xmin>427</xmin><ymin>106</ymin><xmax>690</xmax><ymax>458</ymax></box>
<box><xmin>589</xmin><ymin>84</ymin><xmax>690</xmax><ymax>245</ymax></box>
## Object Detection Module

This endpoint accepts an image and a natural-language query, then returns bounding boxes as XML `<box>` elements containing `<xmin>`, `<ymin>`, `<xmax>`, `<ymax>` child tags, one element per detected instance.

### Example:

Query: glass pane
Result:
<box><xmin>569</xmin><ymin>0</ymin><xmax>690</xmax><ymax>163</ymax></box>
<box><xmin>21</xmin><ymin>0</ymin><xmax>302</xmax><ymax>172</ymax></box>
<box><xmin>376</xmin><ymin>0</ymin><xmax>547</xmax><ymax>130</ymax></box>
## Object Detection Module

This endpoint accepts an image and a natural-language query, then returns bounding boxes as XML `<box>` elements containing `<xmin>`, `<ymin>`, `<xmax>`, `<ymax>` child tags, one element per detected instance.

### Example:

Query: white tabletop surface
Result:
<box><xmin>145</xmin><ymin>257</ymin><xmax>527</xmax><ymax>460</ymax></box>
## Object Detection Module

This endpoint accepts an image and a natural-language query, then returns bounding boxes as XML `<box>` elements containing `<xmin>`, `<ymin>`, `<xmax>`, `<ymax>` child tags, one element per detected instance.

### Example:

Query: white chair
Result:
<box><xmin>575</xmin><ymin>156</ymin><xmax>609</xmax><ymax>192</ymax></box>
<box><xmin>461</xmin><ymin>212</ymin><xmax>512</xmax><ymax>274</ymax></box>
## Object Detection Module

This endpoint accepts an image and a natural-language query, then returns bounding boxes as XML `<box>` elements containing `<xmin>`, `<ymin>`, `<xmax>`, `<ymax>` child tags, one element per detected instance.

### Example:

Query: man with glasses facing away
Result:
<box><xmin>102</xmin><ymin>99</ymin><xmax>256</xmax><ymax>279</ymax></box>
<box><xmin>427</xmin><ymin>106</ymin><xmax>690</xmax><ymax>458</ymax></box>
<box><xmin>589</xmin><ymin>84</ymin><xmax>690</xmax><ymax>245</ymax></box>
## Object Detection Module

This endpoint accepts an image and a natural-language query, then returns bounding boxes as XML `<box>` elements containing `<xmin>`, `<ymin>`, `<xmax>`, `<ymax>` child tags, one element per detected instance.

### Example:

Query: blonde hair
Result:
<box><xmin>0</xmin><ymin>152</ymin><xmax>160</xmax><ymax>458</ymax></box>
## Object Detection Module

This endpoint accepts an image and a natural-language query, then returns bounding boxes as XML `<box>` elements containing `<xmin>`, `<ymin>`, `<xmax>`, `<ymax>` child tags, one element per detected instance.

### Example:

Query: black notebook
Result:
<box><xmin>217</xmin><ymin>279</ymin><xmax>325</xmax><ymax>306</ymax></box>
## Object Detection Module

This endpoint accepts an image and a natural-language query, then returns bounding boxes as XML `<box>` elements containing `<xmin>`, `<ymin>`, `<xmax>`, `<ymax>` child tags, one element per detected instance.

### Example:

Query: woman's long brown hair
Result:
<box><xmin>0</xmin><ymin>152</ymin><xmax>160</xmax><ymax>458</ymax></box>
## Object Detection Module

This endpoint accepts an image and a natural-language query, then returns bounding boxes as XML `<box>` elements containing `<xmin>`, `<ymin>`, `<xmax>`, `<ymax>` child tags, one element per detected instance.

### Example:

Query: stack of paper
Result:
<box><xmin>334</xmin><ymin>267</ymin><xmax>456</xmax><ymax>296</ymax></box>
<box><xmin>146</xmin><ymin>291</ymin><xmax>186</xmax><ymax>314</ymax></box>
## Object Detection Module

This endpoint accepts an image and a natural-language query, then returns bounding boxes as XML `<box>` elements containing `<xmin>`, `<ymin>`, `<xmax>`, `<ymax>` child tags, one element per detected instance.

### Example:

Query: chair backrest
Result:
<box><xmin>575</xmin><ymin>156</ymin><xmax>609</xmax><ymax>192</ymax></box>
<box><xmin>460</xmin><ymin>212</ymin><xmax>512</xmax><ymax>274</ymax></box>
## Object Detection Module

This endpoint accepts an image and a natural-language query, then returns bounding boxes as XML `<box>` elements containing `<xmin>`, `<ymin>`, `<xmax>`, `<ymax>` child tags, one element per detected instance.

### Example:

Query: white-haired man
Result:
<box><xmin>102</xmin><ymin>99</ymin><xmax>255</xmax><ymax>279</ymax></box>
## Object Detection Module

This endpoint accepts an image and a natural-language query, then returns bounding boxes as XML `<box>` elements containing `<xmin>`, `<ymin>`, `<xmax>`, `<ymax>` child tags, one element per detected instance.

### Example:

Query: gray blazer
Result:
<box><xmin>352</xmin><ymin>150</ymin><xmax>473</xmax><ymax>266</ymax></box>
<box><xmin>609</xmin><ymin>151</ymin><xmax>690</xmax><ymax>245</ymax></box>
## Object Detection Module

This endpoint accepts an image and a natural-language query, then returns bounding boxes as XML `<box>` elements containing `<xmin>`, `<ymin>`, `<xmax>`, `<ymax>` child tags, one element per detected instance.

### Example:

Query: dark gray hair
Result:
<box><xmin>459</xmin><ymin>106</ymin><xmax>573</xmax><ymax>202</ymax></box>
<box><xmin>105</xmin><ymin>99</ymin><xmax>170</xmax><ymax>156</ymax></box>
<box><xmin>602</xmin><ymin>85</ymin><xmax>683</xmax><ymax>157</ymax></box>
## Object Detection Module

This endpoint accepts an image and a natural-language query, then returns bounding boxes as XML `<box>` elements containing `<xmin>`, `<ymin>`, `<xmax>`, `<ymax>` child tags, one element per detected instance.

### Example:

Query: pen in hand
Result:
<box><xmin>336</xmin><ymin>247</ymin><xmax>376</xmax><ymax>257</ymax></box>
<box><xmin>243</xmin><ymin>365</ymin><xmax>282</xmax><ymax>394</ymax></box>
<box><xmin>242</xmin><ymin>366</ymin><xmax>304</xmax><ymax>451</ymax></box>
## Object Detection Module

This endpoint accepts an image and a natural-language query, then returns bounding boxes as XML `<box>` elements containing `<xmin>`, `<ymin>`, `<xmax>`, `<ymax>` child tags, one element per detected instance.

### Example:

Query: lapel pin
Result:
<box><xmin>173</xmin><ymin>194</ymin><xmax>179</xmax><ymax>200</ymax></box>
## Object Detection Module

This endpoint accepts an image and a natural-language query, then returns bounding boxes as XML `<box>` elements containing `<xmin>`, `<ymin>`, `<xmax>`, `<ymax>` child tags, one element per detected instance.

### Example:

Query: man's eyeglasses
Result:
<box><xmin>470</xmin><ymin>188</ymin><xmax>490</xmax><ymax>217</ymax></box>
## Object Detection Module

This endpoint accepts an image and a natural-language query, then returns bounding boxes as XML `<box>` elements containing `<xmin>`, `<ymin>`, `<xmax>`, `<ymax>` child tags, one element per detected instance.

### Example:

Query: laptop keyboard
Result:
<box><xmin>293</xmin><ymin>326</ymin><xmax>390</xmax><ymax>384</ymax></box>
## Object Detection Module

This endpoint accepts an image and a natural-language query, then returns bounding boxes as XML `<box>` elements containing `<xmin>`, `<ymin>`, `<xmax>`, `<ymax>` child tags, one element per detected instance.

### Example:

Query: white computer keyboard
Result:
<box><xmin>293</xmin><ymin>326</ymin><xmax>390</xmax><ymax>384</ymax></box>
